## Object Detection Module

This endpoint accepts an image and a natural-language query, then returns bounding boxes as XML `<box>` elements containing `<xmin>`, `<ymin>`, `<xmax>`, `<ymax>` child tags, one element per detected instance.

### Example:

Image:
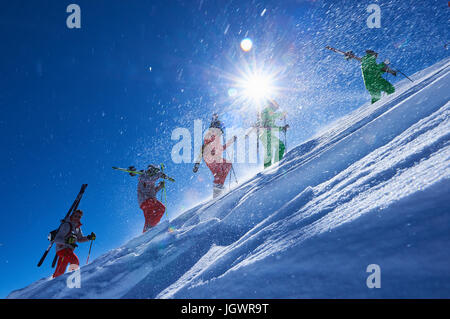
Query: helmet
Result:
<box><xmin>366</xmin><ymin>49</ymin><xmax>378</xmax><ymax>56</ymax></box>
<box><xmin>71</xmin><ymin>209</ymin><xmax>83</xmax><ymax>217</ymax></box>
<box><xmin>267</xmin><ymin>99</ymin><xmax>279</xmax><ymax>109</ymax></box>
<box><xmin>147</xmin><ymin>164</ymin><xmax>160</xmax><ymax>175</ymax></box>
<box><xmin>209</xmin><ymin>113</ymin><xmax>225</xmax><ymax>133</ymax></box>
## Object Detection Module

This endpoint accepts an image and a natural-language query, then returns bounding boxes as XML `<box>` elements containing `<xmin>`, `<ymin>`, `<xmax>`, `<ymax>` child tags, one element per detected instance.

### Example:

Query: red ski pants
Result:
<box><xmin>140</xmin><ymin>198</ymin><xmax>166</xmax><ymax>232</ymax></box>
<box><xmin>53</xmin><ymin>248</ymin><xmax>79</xmax><ymax>278</ymax></box>
<box><xmin>206</xmin><ymin>160</ymin><xmax>232</xmax><ymax>185</ymax></box>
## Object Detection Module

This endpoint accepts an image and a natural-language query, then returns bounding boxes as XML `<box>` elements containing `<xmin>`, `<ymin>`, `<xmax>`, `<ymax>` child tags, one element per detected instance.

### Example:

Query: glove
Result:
<box><xmin>344</xmin><ymin>51</ymin><xmax>354</xmax><ymax>61</ymax></box>
<box><xmin>193</xmin><ymin>162</ymin><xmax>200</xmax><ymax>173</ymax></box>
<box><xmin>128</xmin><ymin>166</ymin><xmax>137</xmax><ymax>177</ymax></box>
<box><xmin>66</xmin><ymin>235</ymin><xmax>78</xmax><ymax>248</ymax></box>
<box><xmin>66</xmin><ymin>235</ymin><xmax>76</xmax><ymax>244</ymax></box>
<box><xmin>87</xmin><ymin>232</ymin><xmax>96</xmax><ymax>241</ymax></box>
<box><xmin>281</xmin><ymin>124</ymin><xmax>289</xmax><ymax>132</ymax></box>
<box><xmin>158</xmin><ymin>181</ymin><xmax>165</xmax><ymax>189</ymax></box>
<box><xmin>382</xmin><ymin>65</ymin><xmax>397</xmax><ymax>76</ymax></box>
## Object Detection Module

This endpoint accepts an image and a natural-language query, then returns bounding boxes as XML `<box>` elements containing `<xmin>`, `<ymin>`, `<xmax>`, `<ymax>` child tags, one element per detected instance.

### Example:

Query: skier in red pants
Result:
<box><xmin>193</xmin><ymin>114</ymin><xmax>237</xmax><ymax>198</ymax></box>
<box><xmin>133</xmin><ymin>164</ymin><xmax>167</xmax><ymax>232</ymax></box>
<box><xmin>52</xmin><ymin>210</ymin><xmax>96</xmax><ymax>278</ymax></box>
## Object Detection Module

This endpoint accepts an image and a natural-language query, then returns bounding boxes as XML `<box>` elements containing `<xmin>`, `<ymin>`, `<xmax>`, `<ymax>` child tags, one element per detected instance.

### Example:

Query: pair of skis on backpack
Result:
<box><xmin>37</xmin><ymin>184</ymin><xmax>88</xmax><ymax>268</ymax></box>
<box><xmin>325</xmin><ymin>46</ymin><xmax>413</xmax><ymax>82</ymax></box>
<box><xmin>112</xmin><ymin>165</ymin><xmax>175</xmax><ymax>182</ymax></box>
<box><xmin>38</xmin><ymin>165</ymin><xmax>175</xmax><ymax>268</ymax></box>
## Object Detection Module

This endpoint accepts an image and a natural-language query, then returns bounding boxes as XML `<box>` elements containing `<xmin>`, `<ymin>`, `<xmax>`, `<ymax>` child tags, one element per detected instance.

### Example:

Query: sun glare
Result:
<box><xmin>242</xmin><ymin>73</ymin><xmax>274</xmax><ymax>102</ymax></box>
<box><xmin>240</xmin><ymin>38</ymin><xmax>253</xmax><ymax>52</ymax></box>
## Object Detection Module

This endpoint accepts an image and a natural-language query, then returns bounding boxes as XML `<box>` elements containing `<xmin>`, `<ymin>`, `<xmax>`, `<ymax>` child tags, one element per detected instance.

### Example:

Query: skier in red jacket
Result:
<box><xmin>52</xmin><ymin>210</ymin><xmax>96</xmax><ymax>278</ymax></box>
<box><xmin>130</xmin><ymin>164</ymin><xmax>167</xmax><ymax>233</ymax></box>
<box><xmin>193</xmin><ymin>114</ymin><xmax>237</xmax><ymax>198</ymax></box>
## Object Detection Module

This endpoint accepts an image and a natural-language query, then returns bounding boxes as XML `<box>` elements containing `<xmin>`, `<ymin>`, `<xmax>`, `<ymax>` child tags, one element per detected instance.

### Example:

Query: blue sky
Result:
<box><xmin>0</xmin><ymin>0</ymin><xmax>448</xmax><ymax>298</ymax></box>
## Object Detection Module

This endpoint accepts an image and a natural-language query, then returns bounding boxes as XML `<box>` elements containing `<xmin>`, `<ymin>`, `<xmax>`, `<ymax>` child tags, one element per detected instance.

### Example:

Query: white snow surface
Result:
<box><xmin>8</xmin><ymin>58</ymin><xmax>450</xmax><ymax>298</ymax></box>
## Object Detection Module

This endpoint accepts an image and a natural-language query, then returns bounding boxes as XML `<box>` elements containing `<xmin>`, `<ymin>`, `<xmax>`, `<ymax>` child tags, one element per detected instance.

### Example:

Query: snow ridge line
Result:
<box><xmin>260</xmin><ymin>61</ymin><xmax>450</xmax><ymax>188</ymax></box>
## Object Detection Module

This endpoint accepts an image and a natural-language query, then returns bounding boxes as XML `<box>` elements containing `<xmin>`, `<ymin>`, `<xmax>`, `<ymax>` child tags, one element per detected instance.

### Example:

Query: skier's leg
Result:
<box><xmin>381</xmin><ymin>79</ymin><xmax>395</xmax><ymax>95</ymax></box>
<box><xmin>213</xmin><ymin>183</ymin><xmax>225</xmax><ymax>198</ymax></box>
<box><xmin>207</xmin><ymin>161</ymin><xmax>231</xmax><ymax>185</ymax></box>
<box><xmin>259</xmin><ymin>129</ymin><xmax>272</xmax><ymax>168</ymax></box>
<box><xmin>52</xmin><ymin>256</ymin><xmax>66</xmax><ymax>278</ymax></box>
<box><xmin>276</xmin><ymin>139</ymin><xmax>286</xmax><ymax>163</ymax></box>
<box><xmin>369</xmin><ymin>89</ymin><xmax>381</xmax><ymax>104</ymax></box>
<box><xmin>141</xmin><ymin>200</ymin><xmax>154</xmax><ymax>232</ymax></box>
<box><xmin>207</xmin><ymin>162</ymin><xmax>222</xmax><ymax>198</ymax></box>
<box><xmin>216</xmin><ymin>162</ymin><xmax>232</xmax><ymax>185</ymax></box>
<box><xmin>141</xmin><ymin>202</ymin><xmax>149</xmax><ymax>232</ymax></box>
<box><xmin>141</xmin><ymin>198</ymin><xmax>166</xmax><ymax>231</ymax></box>
<box><xmin>53</xmin><ymin>249</ymin><xmax>71</xmax><ymax>278</ymax></box>
<box><xmin>206</xmin><ymin>162</ymin><xmax>218</xmax><ymax>184</ymax></box>
<box><xmin>270</xmin><ymin>131</ymin><xmax>286</xmax><ymax>164</ymax></box>
<box><xmin>208</xmin><ymin>161</ymin><xmax>231</xmax><ymax>198</ymax></box>
<box><xmin>148</xmin><ymin>199</ymin><xmax>165</xmax><ymax>227</ymax></box>
<box><xmin>66</xmin><ymin>251</ymin><xmax>79</xmax><ymax>272</ymax></box>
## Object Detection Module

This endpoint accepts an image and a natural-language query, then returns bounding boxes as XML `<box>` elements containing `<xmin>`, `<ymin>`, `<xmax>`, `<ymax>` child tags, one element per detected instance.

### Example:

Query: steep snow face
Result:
<box><xmin>8</xmin><ymin>58</ymin><xmax>450</xmax><ymax>299</ymax></box>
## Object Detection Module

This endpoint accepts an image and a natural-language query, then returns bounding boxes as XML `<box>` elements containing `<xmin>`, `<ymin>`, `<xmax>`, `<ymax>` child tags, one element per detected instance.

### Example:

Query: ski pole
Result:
<box><xmin>160</xmin><ymin>163</ymin><xmax>164</xmax><ymax>204</ymax></box>
<box><xmin>256</xmin><ymin>108</ymin><xmax>261</xmax><ymax>165</ymax></box>
<box><xmin>225</xmin><ymin>148</ymin><xmax>233</xmax><ymax>190</ymax></box>
<box><xmin>393</xmin><ymin>67</ymin><xmax>414</xmax><ymax>82</ymax></box>
<box><xmin>160</xmin><ymin>163</ymin><xmax>168</xmax><ymax>219</ymax></box>
<box><xmin>231</xmin><ymin>164</ymin><xmax>238</xmax><ymax>184</ymax></box>
<box><xmin>163</xmin><ymin>182</ymin><xmax>167</xmax><ymax>206</ymax></box>
<box><xmin>86</xmin><ymin>240</ymin><xmax>93</xmax><ymax>265</ymax></box>
<box><xmin>283</xmin><ymin>117</ymin><xmax>287</xmax><ymax>154</ymax></box>
<box><xmin>163</xmin><ymin>167</ymin><xmax>167</xmax><ymax>205</ymax></box>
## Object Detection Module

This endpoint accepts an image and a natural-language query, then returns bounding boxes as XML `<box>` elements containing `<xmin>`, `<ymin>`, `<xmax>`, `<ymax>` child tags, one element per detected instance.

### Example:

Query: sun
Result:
<box><xmin>221</xmin><ymin>65</ymin><xmax>283</xmax><ymax>115</ymax></box>
<box><xmin>206</xmin><ymin>40</ymin><xmax>289</xmax><ymax>115</ymax></box>
<box><xmin>240</xmin><ymin>73</ymin><xmax>275</xmax><ymax>103</ymax></box>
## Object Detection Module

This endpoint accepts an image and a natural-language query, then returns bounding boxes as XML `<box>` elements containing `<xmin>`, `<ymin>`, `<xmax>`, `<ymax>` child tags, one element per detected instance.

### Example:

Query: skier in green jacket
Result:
<box><xmin>361</xmin><ymin>50</ymin><xmax>396</xmax><ymax>104</ymax></box>
<box><xmin>258</xmin><ymin>100</ymin><xmax>289</xmax><ymax>169</ymax></box>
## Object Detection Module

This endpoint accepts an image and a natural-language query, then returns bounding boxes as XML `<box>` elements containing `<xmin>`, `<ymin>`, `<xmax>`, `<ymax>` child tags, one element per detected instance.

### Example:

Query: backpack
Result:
<box><xmin>48</xmin><ymin>222</ymin><xmax>73</xmax><ymax>242</ymax></box>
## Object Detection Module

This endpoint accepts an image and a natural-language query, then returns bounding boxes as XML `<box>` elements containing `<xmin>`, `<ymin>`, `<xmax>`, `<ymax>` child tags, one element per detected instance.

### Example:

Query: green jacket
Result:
<box><xmin>260</xmin><ymin>105</ymin><xmax>284</xmax><ymax>129</ymax></box>
<box><xmin>361</xmin><ymin>54</ymin><xmax>388</xmax><ymax>89</ymax></box>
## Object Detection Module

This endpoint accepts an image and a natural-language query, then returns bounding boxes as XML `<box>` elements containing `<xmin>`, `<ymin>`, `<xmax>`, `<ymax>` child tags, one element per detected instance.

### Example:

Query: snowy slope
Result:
<box><xmin>8</xmin><ymin>58</ymin><xmax>450</xmax><ymax>299</ymax></box>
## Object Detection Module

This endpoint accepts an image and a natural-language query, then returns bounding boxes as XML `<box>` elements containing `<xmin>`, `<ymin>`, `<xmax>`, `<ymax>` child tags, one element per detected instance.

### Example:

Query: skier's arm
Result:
<box><xmin>204</xmin><ymin>135</ymin><xmax>216</xmax><ymax>145</ymax></box>
<box><xmin>155</xmin><ymin>181</ymin><xmax>165</xmax><ymax>192</ymax></box>
<box><xmin>193</xmin><ymin>143</ymin><xmax>205</xmax><ymax>173</ymax></box>
<box><xmin>223</xmin><ymin>136</ymin><xmax>237</xmax><ymax>150</ymax></box>
<box><xmin>154</xmin><ymin>172</ymin><xmax>166</xmax><ymax>191</ymax></box>
<box><xmin>77</xmin><ymin>229</ymin><xmax>89</xmax><ymax>243</ymax></box>
<box><xmin>380</xmin><ymin>62</ymin><xmax>397</xmax><ymax>76</ymax></box>
<box><xmin>194</xmin><ymin>144</ymin><xmax>204</xmax><ymax>164</ymax></box>
<box><xmin>273</xmin><ymin>110</ymin><xmax>287</xmax><ymax>121</ymax></box>
<box><xmin>268</xmin><ymin>111</ymin><xmax>287</xmax><ymax>130</ymax></box>
<box><xmin>194</xmin><ymin>135</ymin><xmax>214</xmax><ymax>164</ymax></box>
